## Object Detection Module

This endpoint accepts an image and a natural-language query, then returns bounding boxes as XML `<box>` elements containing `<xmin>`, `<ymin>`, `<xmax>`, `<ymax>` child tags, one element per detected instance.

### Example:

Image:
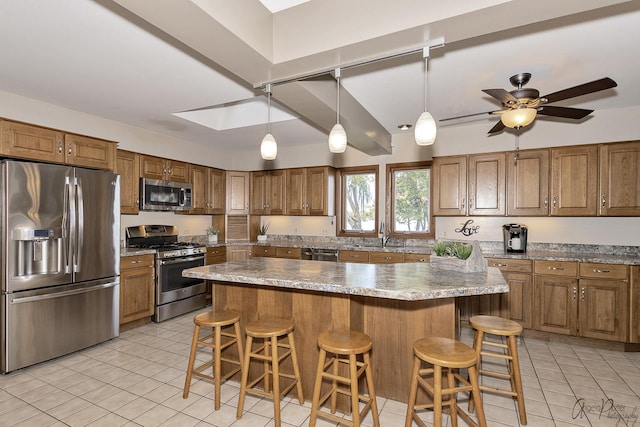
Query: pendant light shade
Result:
<box><xmin>501</xmin><ymin>107</ymin><xmax>537</xmax><ymax>129</ymax></box>
<box><xmin>260</xmin><ymin>133</ymin><xmax>277</xmax><ymax>160</ymax></box>
<box><xmin>261</xmin><ymin>84</ymin><xmax>277</xmax><ymax>160</ymax></box>
<box><xmin>415</xmin><ymin>47</ymin><xmax>436</xmax><ymax>146</ymax></box>
<box><xmin>328</xmin><ymin>68</ymin><xmax>347</xmax><ymax>153</ymax></box>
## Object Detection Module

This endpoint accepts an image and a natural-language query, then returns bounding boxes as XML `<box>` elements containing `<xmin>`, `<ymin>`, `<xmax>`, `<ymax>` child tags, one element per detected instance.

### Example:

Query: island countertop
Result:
<box><xmin>182</xmin><ymin>257</ymin><xmax>509</xmax><ymax>301</ymax></box>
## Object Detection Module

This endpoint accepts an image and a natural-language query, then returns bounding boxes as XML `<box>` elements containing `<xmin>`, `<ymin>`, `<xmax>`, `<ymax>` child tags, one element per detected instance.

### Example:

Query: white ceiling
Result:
<box><xmin>0</xmin><ymin>0</ymin><xmax>638</xmax><ymax>156</ymax></box>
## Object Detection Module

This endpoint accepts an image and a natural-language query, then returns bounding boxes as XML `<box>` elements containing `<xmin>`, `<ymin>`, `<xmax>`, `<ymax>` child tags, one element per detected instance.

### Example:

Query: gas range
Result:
<box><xmin>125</xmin><ymin>225</ymin><xmax>206</xmax><ymax>259</ymax></box>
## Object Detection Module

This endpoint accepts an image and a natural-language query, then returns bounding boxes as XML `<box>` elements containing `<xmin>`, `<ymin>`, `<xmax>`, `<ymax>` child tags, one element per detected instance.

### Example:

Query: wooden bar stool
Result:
<box><xmin>236</xmin><ymin>318</ymin><xmax>304</xmax><ymax>427</ymax></box>
<box><xmin>309</xmin><ymin>329</ymin><xmax>380</xmax><ymax>427</ymax></box>
<box><xmin>183</xmin><ymin>309</ymin><xmax>244</xmax><ymax>410</ymax></box>
<box><xmin>468</xmin><ymin>315</ymin><xmax>527</xmax><ymax>425</ymax></box>
<box><xmin>405</xmin><ymin>336</ymin><xmax>486</xmax><ymax>427</ymax></box>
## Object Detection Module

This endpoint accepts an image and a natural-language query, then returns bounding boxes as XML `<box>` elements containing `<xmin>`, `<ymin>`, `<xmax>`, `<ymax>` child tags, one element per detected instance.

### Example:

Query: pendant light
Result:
<box><xmin>415</xmin><ymin>46</ymin><xmax>437</xmax><ymax>146</ymax></box>
<box><xmin>328</xmin><ymin>68</ymin><xmax>347</xmax><ymax>153</ymax></box>
<box><xmin>260</xmin><ymin>84</ymin><xmax>277</xmax><ymax>160</ymax></box>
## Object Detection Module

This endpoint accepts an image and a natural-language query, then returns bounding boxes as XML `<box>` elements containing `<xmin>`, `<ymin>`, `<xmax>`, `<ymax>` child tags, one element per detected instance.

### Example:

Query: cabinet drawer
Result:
<box><xmin>369</xmin><ymin>251</ymin><xmax>404</xmax><ymax>264</ymax></box>
<box><xmin>206</xmin><ymin>246</ymin><xmax>227</xmax><ymax>264</ymax></box>
<box><xmin>580</xmin><ymin>263</ymin><xmax>628</xmax><ymax>280</ymax></box>
<box><xmin>275</xmin><ymin>247</ymin><xmax>302</xmax><ymax>259</ymax></box>
<box><xmin>534</xmin><ymin>260</ymin><xmax>578</xmax><ymax>277</ymax></box>
<box><xmin>253</xmin><ymin>246</ymin><xmax>276</xmax><ymax>257</ymax></box>
<box><xmin>488</xmin><ymin>258</ymin><xmax>532</xmax><ymax>273</ymax></box>
<box><xmin>120</xmin><ymin>254</ymin><xmax>154</xmax><ymax>271</ymax></box>
<box><xmin>404</xmin><ymin>253</ymin><xmax>430</xmax><ymax>263</ymax></box>
<box><xmin>338</xmin><ymin>250</ymin><xmax>369</xmax><ymax>263</ymax></box>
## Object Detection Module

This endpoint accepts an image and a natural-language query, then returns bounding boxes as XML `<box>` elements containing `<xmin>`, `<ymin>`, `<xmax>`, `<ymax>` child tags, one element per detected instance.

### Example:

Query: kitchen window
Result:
<box><xmin>386</xmin><ymin>162</ymin><xmax>434</xmax><ymax>239</ymax></box>
<box><xmin>336</xmin><ymin>166</ymin><xmax>378</xmax><ymax>237</ymax></box>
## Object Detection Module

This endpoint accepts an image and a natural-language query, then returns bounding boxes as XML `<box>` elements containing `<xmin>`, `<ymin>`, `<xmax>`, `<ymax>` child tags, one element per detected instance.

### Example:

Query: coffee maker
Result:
<box><xmin>503</xmin><ymin>224</ymin><xmax>528</xmax><ymax>253</ymax></box>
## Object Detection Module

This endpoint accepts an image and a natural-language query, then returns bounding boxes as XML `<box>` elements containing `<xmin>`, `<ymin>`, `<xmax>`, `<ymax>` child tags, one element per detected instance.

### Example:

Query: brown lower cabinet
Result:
<box><xmin>119</xmin><ymin>254</ymin><xmax>155</xmax><ymax>325</ymax></box>
<box><xmin>205</xmin><ymin>246</ymin><xmax>227</xmax><ymax>301</ymax></box>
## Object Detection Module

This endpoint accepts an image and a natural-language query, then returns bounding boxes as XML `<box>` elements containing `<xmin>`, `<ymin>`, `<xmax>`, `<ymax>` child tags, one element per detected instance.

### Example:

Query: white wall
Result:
<box><xmin>1</xmin><ymin>89</ymin><xmax>639</xmax><ymax>246</ymax></box>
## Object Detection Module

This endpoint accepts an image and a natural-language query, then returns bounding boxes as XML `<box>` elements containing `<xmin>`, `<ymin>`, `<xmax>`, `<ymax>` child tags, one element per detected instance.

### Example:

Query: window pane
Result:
<box><xmin>344</xmin><ymin>173</ymin><xmax>376</xmax><ymax>232</ymax></box>
<box><xmin>393</xmin><ymin>168</ymin><xmax>430</xmax><ymax>232</ymax></box>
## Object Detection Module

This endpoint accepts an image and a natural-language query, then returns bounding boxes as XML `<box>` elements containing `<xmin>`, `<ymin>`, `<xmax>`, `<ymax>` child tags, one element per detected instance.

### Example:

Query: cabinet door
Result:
<box><xmin>119</xmin><ymin>255</ymin><xmax>154</xmax><ymax>324</ymax></box>
<box><xmin>307</xmin><ymin>167</ymin><xmax>333</xmax><ymax>216</ymax></box>
<box><xmin>250</xmin><ymin>171</ymin><xmax>269</xmax><ymax>215</ymax></box>
<box><xmin>140</xmin><ymin>155</ymin><xmax>166</xmax><ymax>180</ymax></box>
<box><xmin>507</xmin><ymin>149</ymin><xmax>550</xmax><ymax>216</ymax></box>
<box><xmin>65</xmin><ymin>134</ymin><xmax>116</xmax><ymax>171</ymax></box>
<box><xmin>116</xmin><ymin>150</ymin><xmax>140</xmax><ymax>215</ymax></box>
<box><xmin>227</xmin><ymin>245</ymin><xmax>251</xmax><ymax>261</ymax></box>
<box><xmin>467</xmin><ymin>153</ymin><xmax>505</xmax><ymax>215</ymax></box>
<box><xmin>167</xmin><ymin>160</ymin><xmax>189</xmax><ymax>183</ymax></box>
<box><xmin>403</xmin><ymin>253</ymin><xmax>430</xmax><ymax>263</ymax></box>
<box><xmin>268</xmin><ymin>169</ymin><xmax>286</xmax><ymax>215</ymax></box>
<box><xmin>0</xmin><ymin>120</ymin><xmax>65</xmax><ymax>163</ymax></box>
<box><xmin>534</xmin><ymin>275</ymin><xmax>578</xmax><ymax>335</ymax></box>
<box><xmin>226</xmin><ymin>171</ymin><xmax>250</xmax><ymax>214</ymax></box>
<box><xmin>504</xmin><ymin>272</ymin><xmax>532</xmax><ymax>329</ymax></box>
<box><xmin>208</xmin><ymin>168</ymin><xmax>226</xmax><ymax>214</ymax></box>
<box><xmin>579</xmin><ymin>279</ymin><xmax>628</xmax><ymax>342</ymax></box>
<box><xmin>337</xmin><ymin>250</ymin><xmax>369</xmax><ymax>263</ymax></box>
<box><xmin>599</xmin><ymin>141</ymin><xmax>640</xmax><ymax>216</ymax></box>
<box><xmin>550</xmin><ymin>145</ymin><xmax>598</xmax><ymax>216</ymax></box>
<box><xmin>190</xmin><ymin>164</ymin><xmax>208</xmax><ymax>214</ymax></box>
<box><xmin>432</xmin><ymin>156</ymin><xmax>467</xmax><ymax>215</ymax></box>
<box><xmin>286</xmin><ymin>168</ymin><xmax>307</xmax><ymax>215</ymax></box>
<box><xmin>369</xmin><ymin>251</ymin><xmax>404</xmax><ymax>264</ymax></box>
<box><xmin>275</xmin><ymin>247</ymin><xmax>301</xmax><ymax>259</ymax></box>
<box><xmin>253</xmin><ymin>245</ymin><xmax>276</xmax><ymax>257</ymax></box>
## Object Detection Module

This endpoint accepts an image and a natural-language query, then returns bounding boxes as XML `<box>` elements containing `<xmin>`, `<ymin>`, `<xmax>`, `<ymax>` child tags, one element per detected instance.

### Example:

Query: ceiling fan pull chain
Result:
<box><xmin>514</xmin><ymin>131</ymin><xmax>520</xmax><ymax>162</ymax></box>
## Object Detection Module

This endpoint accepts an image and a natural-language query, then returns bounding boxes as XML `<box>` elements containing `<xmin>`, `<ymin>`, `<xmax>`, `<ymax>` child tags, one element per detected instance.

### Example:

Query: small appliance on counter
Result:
<box><xmin>503</xmin><ymin>224</ymin><xmax>528</xmax><ymax>253</ymax></box>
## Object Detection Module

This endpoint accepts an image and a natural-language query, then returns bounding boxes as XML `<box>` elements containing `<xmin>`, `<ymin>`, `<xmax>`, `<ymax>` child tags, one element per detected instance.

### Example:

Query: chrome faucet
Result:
<box><xmin>380</xmin><ymin>221</ymin><xmax>391</xmax><ymax>247</ymax></box>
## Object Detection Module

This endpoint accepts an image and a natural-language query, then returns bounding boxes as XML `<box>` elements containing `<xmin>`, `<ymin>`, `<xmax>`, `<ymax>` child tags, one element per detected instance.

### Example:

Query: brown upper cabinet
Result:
<box><xmin>286</xmin><ymin>166</ymin><xmax>335</xmax><ymax>216</ymax></box>
<box><xmin>250</xmin><ymin>170</ymin><xmax>286</xmax><ymax>215</ymax></box>
<box><xmin>550</xmin><ymin>145</ymin><xmax>598</xmax><ymax>216</ymax></box>
<box><xmin>116</xmin><ymin>150</ymin><xmax>140</xmax><ymax>215</ymax></box>
<box><xmin>432</xmin><ymin>153</ymin><xmax>505</xmax><ymax>216</ymax></box>
<box><xmin>599</xmin><ymin>140</ymin><xmax>640</xmax><ymax>216</ymax></box>
<box><xmin>1</xmin><ymin>119</ymin><xmax>116</xmax><ymax>170</ymax></box>
<box><xmin>226</xmin><ymin>171</ymin><xmax>250</xmax><ymax>215</ymax></box>
<box><xmin>506</xmin><ymin>149</ymin><xmax>550</xmax><ymax>216</ymax></box>
<box><xmin>140</xmin><ymin>154</ymin><xmax>189</xmax><ymax>183</ymax></box>
<box><xmin>191</xmin><ymin>164</ymin><xmax>225</xmax><ymax>215</ymax></box>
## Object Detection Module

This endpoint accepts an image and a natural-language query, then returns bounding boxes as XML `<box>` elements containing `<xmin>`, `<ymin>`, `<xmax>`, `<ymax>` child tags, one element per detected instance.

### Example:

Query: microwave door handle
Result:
<box><xmin>75</xmin><ymin>176</ymin><xmax>84</xmax><ymax>273</ymax></box>
<box><xmin>179</xmin><ymin>187</ymin><xmax>186</xmax><ymax>207</ymax></box>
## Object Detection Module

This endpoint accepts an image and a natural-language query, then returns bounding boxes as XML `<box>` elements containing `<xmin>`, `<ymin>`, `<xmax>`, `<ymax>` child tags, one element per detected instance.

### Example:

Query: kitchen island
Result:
<box><xmin>183</xmin><ymin>258</ymin><xmax>508</xmax><ymax>402</ymax></box>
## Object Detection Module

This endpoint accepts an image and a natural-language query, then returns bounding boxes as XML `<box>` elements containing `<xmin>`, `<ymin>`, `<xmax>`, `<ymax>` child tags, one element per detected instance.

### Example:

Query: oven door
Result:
<box><xmin>156</xmin><ymin>255</ymin><xmax>205</xmax><ymax>305</ymax></box>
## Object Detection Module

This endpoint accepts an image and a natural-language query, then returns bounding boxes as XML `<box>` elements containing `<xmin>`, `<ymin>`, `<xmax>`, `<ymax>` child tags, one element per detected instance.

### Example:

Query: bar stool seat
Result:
<box><xmin>309</xmin><ymin>329</ymin><xmax>380</xmax><ymax>427</ymax></box>
<box><xmin>236</xmin><ymin>318</ymin><xmax>304</xmax><ymax>427</ymax></box>
<box><xmin>183</xmin><ymin>309</ymin><xmax>244</xmax><ymax>410</ymax></box>
<box><xmin>469</xmin><ymin>315</ymin><xmax>527</xmax><ymax>425</ymax></box>
<box><xmin>405</xmin><ymin>336</ymin><xmax>486</xmax><ymax>427</ymax></box>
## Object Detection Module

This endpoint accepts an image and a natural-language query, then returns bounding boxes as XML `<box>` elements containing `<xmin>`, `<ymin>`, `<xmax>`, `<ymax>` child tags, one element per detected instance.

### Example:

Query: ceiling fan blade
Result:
<box><xmin>538</xmin><ymin>105</ymin><xmax>594</xmax><ymax>120</ymax></box>
<box><xmin>542</xmin><ymin>77</ymin><xmax>617</xmax><ymax>104</ymax></box>
<box><xmin>439</xmin><ymin>110</ymin><xmax>500</xmax><ymax>122</ymax></box>
<box><xmin>487</xmin><ymin>120</ymin><xmax>506</xmax><ymax>134</ymax></box>
<box><xmin>482</xmin><ymin>88</ymin><xmax>518</xmax><ymax>104</ymax></box>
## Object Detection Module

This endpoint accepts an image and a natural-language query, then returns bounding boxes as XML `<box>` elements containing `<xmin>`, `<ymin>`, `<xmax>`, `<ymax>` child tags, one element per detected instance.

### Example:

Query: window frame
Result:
<box><xmin>386</xmin><ymin>161</ymin><xmax>435</xmax><ymax>240</ymax></box>
<box><xmin>336</xmin><ymin>165</ymin><xmax>379</xmax><ymax>238</ymax></box>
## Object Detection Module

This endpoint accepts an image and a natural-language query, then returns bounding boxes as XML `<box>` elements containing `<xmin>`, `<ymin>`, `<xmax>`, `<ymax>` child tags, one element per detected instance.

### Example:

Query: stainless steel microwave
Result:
<box><xmin>139</xmin><ymin>178</ymin><xmax>192</xmax><ymax>211</ymax></box>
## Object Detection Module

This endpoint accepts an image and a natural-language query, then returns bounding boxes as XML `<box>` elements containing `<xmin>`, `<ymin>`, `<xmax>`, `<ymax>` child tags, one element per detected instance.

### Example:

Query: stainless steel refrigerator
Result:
<box><xmin>1</xmin><ymin>160</ymin><xmax>120</xmax><ymax>373</ymax></box>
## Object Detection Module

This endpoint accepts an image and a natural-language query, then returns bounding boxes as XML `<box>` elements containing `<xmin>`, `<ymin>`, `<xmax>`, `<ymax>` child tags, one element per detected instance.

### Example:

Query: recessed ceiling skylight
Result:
<box><xmin>173</xmin><ymin>97</ymin><xmax>298</xmax><ymax>131</ymax></box>
<box><xmin>258</xmin><ymin>0</ymin><xmax>311</xmax><ymax>13</ymax></box>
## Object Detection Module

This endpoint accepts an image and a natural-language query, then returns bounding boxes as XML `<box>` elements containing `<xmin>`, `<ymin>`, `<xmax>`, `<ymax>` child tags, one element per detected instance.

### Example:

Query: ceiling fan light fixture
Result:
<box><xmin>415</xmin><ymin>111</ymin><xmax>437</xmax><ymax>145</ymax></box>
<box><xmin>261</xmin><ymin>84</ymin><xmax>277</xmax><ymax>160</ymax></box>
<box><xmin>501</xmin><ymin>107</ymin><xmax>537</xmax><ymax>129</ymax></box>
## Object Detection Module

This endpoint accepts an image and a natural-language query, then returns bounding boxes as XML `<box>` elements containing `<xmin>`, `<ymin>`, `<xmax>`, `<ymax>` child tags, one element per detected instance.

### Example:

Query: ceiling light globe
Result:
<box><xmin>328</xmin><ymin>123</ymin><xmax>347</xmax><ymax>153</ymax></box>
<box><xmin>260</xmin><ymin>133</ymin><xmax>277</xmax><ymax>160</ymax></box>
<box><xmin>501</xmin><ymin>108</ymin><xmax>537</xmax><ymax>128</ymax></box>
<box><xmin>415</xmin><ymin>111</ymin><xmax>437</xmax><ymax>145</ymax></box>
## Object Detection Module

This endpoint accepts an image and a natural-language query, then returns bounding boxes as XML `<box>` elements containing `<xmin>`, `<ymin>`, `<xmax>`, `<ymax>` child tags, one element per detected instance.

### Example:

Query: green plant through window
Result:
<box><xmin>392</xmin><ymin>168</ymin><xmax>430</xmax><ymax>233</ymax></box>
<box><xmin>345</xmin><ymin>172</ymin><xmax>376</xmax><ymax>232</ymax></box>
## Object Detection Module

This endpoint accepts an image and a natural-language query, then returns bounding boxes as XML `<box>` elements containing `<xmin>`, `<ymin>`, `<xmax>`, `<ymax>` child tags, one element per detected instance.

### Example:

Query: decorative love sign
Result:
<box><xmin>455</xmin><ymin>219</ymin><xmax>480</xmax><ymax>236</ymax></box>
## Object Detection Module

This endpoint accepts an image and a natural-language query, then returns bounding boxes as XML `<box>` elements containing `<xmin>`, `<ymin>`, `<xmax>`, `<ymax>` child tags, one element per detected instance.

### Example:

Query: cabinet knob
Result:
<box><xmin>573</xmin><ymin>286</ymin><xmax>577</xmax><ymax>300</ymax></box>
<box><xmin>552</xmin><ymin>195</ymin><xmax>557</xmax><ymax>208</ymax></box>
<box><xmin>581</xmin><ymin>287</ymin><xmax>585</xmax><ymax>301</ymax></box>
<box><xmin>592</xmin><ymin>269</ymin><xmax>610</xmax><ymax>273</ymax></box>
<box><xmin>58</xmin><ymin>141</ymin><xmax>63</xmax><ymax>154</ymax></box>
<box><xmin>68</xmin><ymin>143</ymin><xmax>72</xmax><ymax>156</ymax></box>
<box><xmin>601</xmin><ymin>195</ymin><xmax>606</xmax><ymax>207</ymax></box>
<box><xmin>544</xmin><ymin>196</ymin><xmax>548</xmax><ymax>208</ymax></box>
<box><xmin>548</xmin><ymin>266</ymin><xmax>564</xmax><ymax>271</ymax></box>
<box><xmin>493</xmin><ymin>263</ymin><xmax>508</xmax><ymax>267</ymax></box>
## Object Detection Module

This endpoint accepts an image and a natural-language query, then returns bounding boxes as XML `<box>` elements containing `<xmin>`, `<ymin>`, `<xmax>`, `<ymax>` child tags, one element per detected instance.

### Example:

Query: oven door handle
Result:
<box><xmin>158</xmin><ymin>256</ymin><xmax>204</xmax><ymax>266</ymax></box>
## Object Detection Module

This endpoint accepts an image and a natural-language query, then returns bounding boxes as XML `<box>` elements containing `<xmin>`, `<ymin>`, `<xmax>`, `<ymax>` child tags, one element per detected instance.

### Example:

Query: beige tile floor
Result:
<box><xmin>2</xmin><ymin>308</ymin><xmax>640</xmax><ymax>426</ymax></box>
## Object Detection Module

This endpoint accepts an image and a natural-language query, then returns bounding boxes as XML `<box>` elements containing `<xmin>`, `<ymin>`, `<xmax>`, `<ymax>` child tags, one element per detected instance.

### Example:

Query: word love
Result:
<box><xmin>455</xmin><ymin>219</ymin><xmax>480</xmax><ymax>236</ymax></box>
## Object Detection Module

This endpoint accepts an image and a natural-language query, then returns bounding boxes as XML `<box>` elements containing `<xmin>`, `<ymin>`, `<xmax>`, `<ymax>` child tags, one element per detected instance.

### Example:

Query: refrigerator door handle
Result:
<box><xmin>10</xmin><ymin>281</ymin><xmax>118</xmax><ymax>304</ymax></box>
<box><xmin>76</xmin><ymin>176</ymin><xmax>84</xmax><ymax>273</ymax></box>
<box><xmin>64</xmin><ymin>175</ymin><xmax>74</xmax><ymax>274</ymax></box>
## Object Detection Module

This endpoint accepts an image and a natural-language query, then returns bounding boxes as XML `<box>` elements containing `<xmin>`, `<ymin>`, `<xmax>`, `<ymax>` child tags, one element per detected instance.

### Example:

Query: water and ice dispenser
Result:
<box><xmin>503</xmin><ymin>224</ymin><xmax>528</xmax><ymax>253</ymax></box>
<box><xmin>11</xmin><ymin>227</ymin><xmax>64</xmax><ymax>277</ymax></box>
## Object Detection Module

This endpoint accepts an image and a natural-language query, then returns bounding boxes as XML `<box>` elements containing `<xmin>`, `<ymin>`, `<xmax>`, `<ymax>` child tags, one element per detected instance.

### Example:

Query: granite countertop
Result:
<box><xmin>120</xmin><ymin>247</ymin><xmax>156</xmax><ymax>257</ymax></box>
<box><xmin>182</xmin><ymin>257</ymin><xmax>509</xmax><ymax>301</ymax></box>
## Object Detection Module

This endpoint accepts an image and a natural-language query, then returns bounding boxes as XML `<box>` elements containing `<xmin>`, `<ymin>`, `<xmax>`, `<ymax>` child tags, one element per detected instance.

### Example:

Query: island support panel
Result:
<box><xmin>213</xmin><ymin>281</ymin><xmax>456</xmax><ymax>403</ymax></box>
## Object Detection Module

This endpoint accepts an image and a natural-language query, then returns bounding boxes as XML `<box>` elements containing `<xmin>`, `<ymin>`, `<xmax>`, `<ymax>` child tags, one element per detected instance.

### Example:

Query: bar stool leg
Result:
<box><xmin>310</xmin><ymin>348</ymin><xmax>327</xmax><ymax>427</ymax></box>
<box><xmin>330</xmin><ymin>355</ymin><xmax>339</xmax><ymax>413</ymax></box>
<box><xmin>237</xmin><ymin>335</ymin><xmax>253</xmax><ymax>419</ymax></box>
<box><xmin>448</xmin><ymin>367</ymin><xmax>458</xmax><ymax>427</ymax></box>
<box><xmin>508</xmin><ymin>335</ymin><xmax>527</xmax><ymax>425</ymax></box>
<box><xmin>433</xmin><ymin>364</ymin><xmax>443</xmax><ymax>427</ymax></box>
<box><xmin>363</xmin><ymin>352</ymin><xmax>380</xmax><ymax>426</ymax></box>
<box><xmin>467</xmin><ymin>364</ymin><xmax>487</xmax><ymax>427</ymax></box>
<box><xmin>405</xmin><ymin>356</ymin><xmax>421</xmax><ymax>427</ymax></box>
<box><xmin>468</xmin><ymin>330</ymin><xmax>484</xmax><ymax>414</ymax></box>
<box><xmin>183</xmin><ymin>323</ymin><xmax>201</xmax><ymax>398</ymax></box>
<box><xmin>349</xmin><ymin>354</ymin><xmax>360</xmax><ymax>427</ymax></box>
<box><xmin>288</xmin><ymin>332</ymin><xmax>305</xmax><ymax>403</ymax></box>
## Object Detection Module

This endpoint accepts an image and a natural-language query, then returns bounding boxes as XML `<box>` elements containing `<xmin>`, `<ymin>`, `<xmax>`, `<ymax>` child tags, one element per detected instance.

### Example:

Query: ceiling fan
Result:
<box><xmin>441</xmin><ymin>73</ymin><xmax>617</xmax><ymax>134</ymax></box>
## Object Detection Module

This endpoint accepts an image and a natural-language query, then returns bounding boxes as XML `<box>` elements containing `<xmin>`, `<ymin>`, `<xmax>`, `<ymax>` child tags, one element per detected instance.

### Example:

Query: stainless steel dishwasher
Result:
<box><xmin>311</xmin><ymin>248</ymin><xmax>339</xmax><ymax>262</ymax></box>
